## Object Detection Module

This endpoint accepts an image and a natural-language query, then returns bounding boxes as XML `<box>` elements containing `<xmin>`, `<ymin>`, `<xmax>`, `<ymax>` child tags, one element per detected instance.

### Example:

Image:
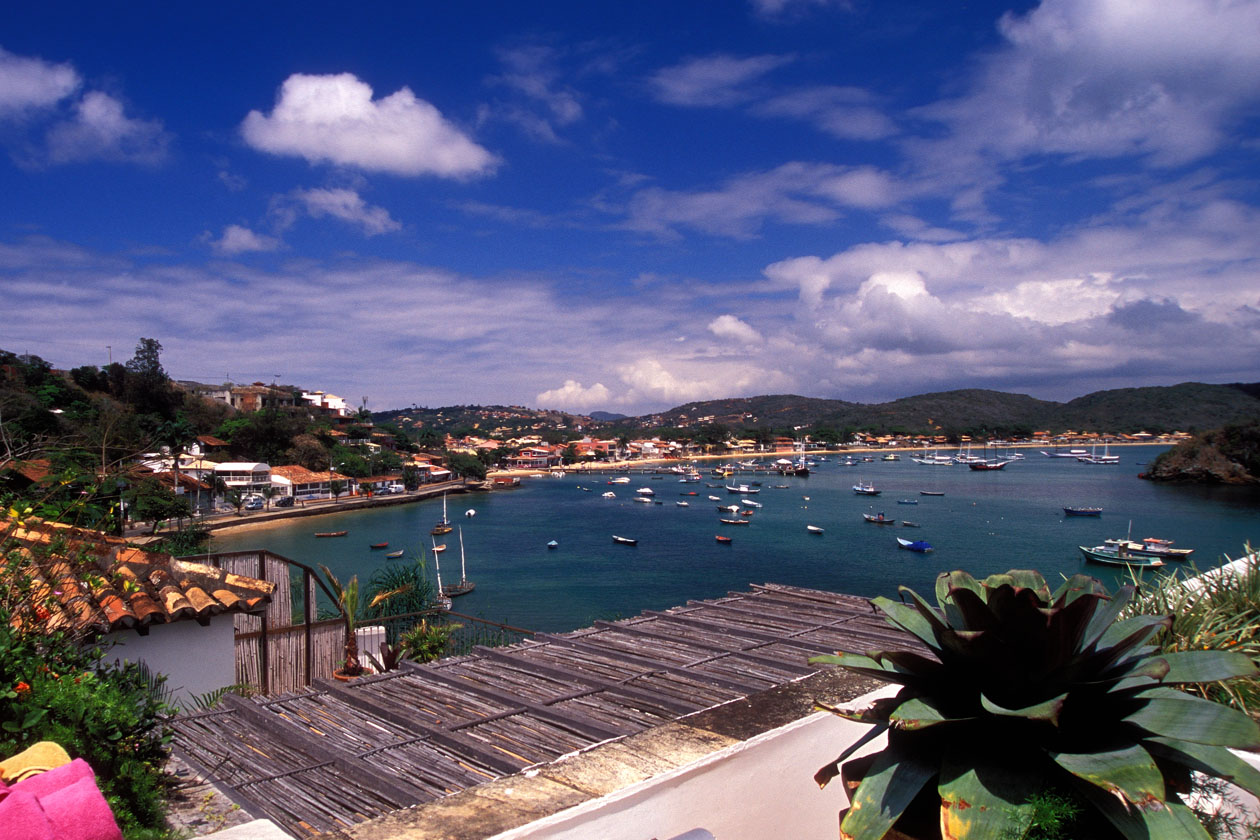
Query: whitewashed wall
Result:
<box><xmin>103</xmin><ymin>618</ymin><xmax>236</xmax><ymax>707</ymax></box>
<box><xmin>490</xmin><ymin>687</ymin><xmax>898</xmax><ymax>840</ymax></box>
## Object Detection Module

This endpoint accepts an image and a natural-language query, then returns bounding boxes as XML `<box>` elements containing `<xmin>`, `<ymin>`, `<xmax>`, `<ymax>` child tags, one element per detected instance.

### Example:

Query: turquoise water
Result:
<box><xmin>210</xmin><ymin>446</ymin><xmax>1259</xmax><ymax>633</ymax></box>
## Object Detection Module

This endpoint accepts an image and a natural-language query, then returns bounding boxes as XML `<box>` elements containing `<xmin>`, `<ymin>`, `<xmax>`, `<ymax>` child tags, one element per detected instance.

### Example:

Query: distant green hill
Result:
<box><xmin>374</xmin><ymin>382</ymin><xmax>1260</xmax><ymax>440</ymax></box>
<box><xmin>618</xmin><ymin>382</ymin><xmax>1260</xmax><ymax>437</ymax></box>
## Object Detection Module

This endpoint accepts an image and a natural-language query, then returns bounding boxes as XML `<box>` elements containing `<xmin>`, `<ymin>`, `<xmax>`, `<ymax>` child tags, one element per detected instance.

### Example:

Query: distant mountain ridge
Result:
<box><xmin>377</xmin><ymin>382</ymin><xmax>1260</xmax><ymax>437</ymax></box>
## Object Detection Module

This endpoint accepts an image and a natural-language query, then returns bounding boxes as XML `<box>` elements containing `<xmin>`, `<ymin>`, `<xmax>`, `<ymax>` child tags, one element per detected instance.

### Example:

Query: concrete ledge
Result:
<box><xmin>199</xmin><ymin>819</ymin><xmax>292</xmax><ymax>840</ymax></box>
<box><xmin>325</xmin><ymin>668</ymin><xmax>884</xmax><ymax>840</ymax></box>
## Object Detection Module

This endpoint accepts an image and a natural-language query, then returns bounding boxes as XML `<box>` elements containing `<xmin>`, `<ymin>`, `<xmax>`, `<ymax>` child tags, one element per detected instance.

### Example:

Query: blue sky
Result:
<box><xmin>2</xmin><ymin>0</ymin><xmax>1258</xmax><ymax>416</ymax></box>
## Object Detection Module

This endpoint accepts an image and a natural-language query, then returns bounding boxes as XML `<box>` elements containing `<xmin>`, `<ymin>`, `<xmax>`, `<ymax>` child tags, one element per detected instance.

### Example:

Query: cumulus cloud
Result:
<box><xmin>536</xmin><ymin>379</ymin><xmax>613</xmax><ymax>412</ymax></box>
<box><xmin>708</xmin><ymin>314</ymin><xmax>763</xmax><ymax>344</ymax></box>
<box><xmin>289</xmin><ymin>188</ymin><xmax>401</xmax><ymax>236</ymax></box>
<box><xmin>0</xmin><ymin>47</ymin><xmax>79</xmax><ymax>114</ymax></box>
<box><xmin>649</xmin><ymin>54</ymin><xmax>793</xmax><ymax>107</ymax></box>
<box><xmin>209</xmin><ymin>225</ymin><xmax>281</xmax><ymax>255</ymax></box>
<box><xmin>241</xmin><ymin>72</ymin><xmax>498</xmax><ymax>177</ymax></box>
<box><xmin>44</xmin><ymin>91</ymin><xmax>170</xmax><ymax>165</ymax></box>
<box><xmin>913</xmin><ymin>0</ymin><xmax>1260</xmax><ymax>171</ymax></box>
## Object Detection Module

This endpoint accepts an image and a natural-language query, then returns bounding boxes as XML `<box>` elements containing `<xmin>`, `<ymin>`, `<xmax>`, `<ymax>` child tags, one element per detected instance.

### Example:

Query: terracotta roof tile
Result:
<box><xmin>1</xmin><ymin>518</ymin><xmax>274</xmax><ymax>635</ymax></box>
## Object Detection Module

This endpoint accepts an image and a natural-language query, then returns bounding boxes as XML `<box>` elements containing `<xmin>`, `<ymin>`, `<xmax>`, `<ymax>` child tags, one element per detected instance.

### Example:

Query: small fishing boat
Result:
<box><xmin>897</xmin><ymin>499</ymin><xmax>919</xmax><ymax>505</ymax></box>
<box><xmin>442</xmin><ymin>527</ymin><xmax>475</xmax><ymax>598</ymax></box>
<box><xmin>465</xmin><ymin>509</ymin><xmax>476</xmax><ymax>517</ymax></box>
<box><xmin>968</xmin><ymin>460</ymin><xmax>1010</xmax><ymax>471</ymax></box>
<box><xmin>726</xmin><ymin>484</ymin><xmax>760</xmax><ymax>494</ymax></box>
<box><xmin>897</xmin><ymin>537</ymin><xmax>934</xmax><ymax>553</ymax></box>
<box><xmin>612</xmin><ymin>535</ymin><xmax>637</xmax><ymax>545</ymax></box>
<box><xmin>718</xmin><ymin>518</ymin><xmax>751</xmax><ymax>525</ymax></box>
<box><xmin>369</xmin><ymin>542</ymin><xmax>389</xmax><ymax>550</ymax></box>
<box><xmin>315</xmin><ymin>530</ymin><xmax>348</xmax><ymax>538</ymax></box>
<box><xmin>431</xmin><ymin>540</ymin><xmax>453</xmax><ymax>611</ymax></box>
<box><xmin>740</xmin><ymin>499</ymin><xmax>762</xmax><ymax>508</ymax></box>
<box><xmin>676</xmin><ymin>501</ymin><xmax>690</xmax><ymax>507</ymax></box>
<box><xmin>919</xmin><ymin>491</ymin><xmax>945</xmax><ymax>496</ymax></box>
<box><xmin>806</xmin><ymin>525</ymin><xmax>824</xmax><ymax>534</ymax></box>
<box><xmin>609</xmin><ymin>476</ymin><xmax>631</xmax><ymax>484</ymax></box>
<box><xmin>432</xmin><ymin>493</ymin><xmax>453</xmax><ymax>535</ymax></box>
<box><xmin>718</xmin><ymin>504</ymin><xmax>740</xmax><ymax>512</ymax></box>
<box><xmin>1078</xmin><ymin>544</ymin><xmax>1164</xmax><ymax>568</ymax></box>
<box><xmin>636</xmin><ymin>487</ymin><xmax>656</xmax><ymax>497</ymax></box>
<box><xmin>740</xmin><ymin>509</ymin><xmax>756</xmax><ymax>516</ymax></box>
<box><xmin>633</xmin><ymin>496</ymin><xmax>653</xmax><ymax>504</ymax></box>
<box><xmin>602</xmin><ymin>491</ymin><xmax>616</xmax><ymax>498</ymax></box>
<box><xmin>384</xmin><ymin>549</ymin><xmax>404</xmax><ymax>558</ymax></box>
<box><xmin>708</xmin><ymin>495</ymin><xmax>721</xmax><ymax>501</ymax></box>
<box><xmin>863</xmin><ymin>513</ymin><xmax>896</xmax><ymax>525</ymax></box>
<box><xmin>901</xmin><ymin>521</ymin><xmax>922</xmax><ymax>528</ymax></box>
<box><xmin>1064</xmin><ymin>506</ymin><xmax>1103</xmax><ymax>517</ymax></box>
<box><xmin>1103</xmin><ymin>538</ymin><xmax>1193</xmax><ymax>560</ymax></box>
<box><xmin>715</xmin><ymin>535</ymin><xmax>732</xmax><ymax>544</ymax></box>
<box><xmin>547</xmin><ymin>540</ymin><xmax>558</xmax><ymax>549</ymax></box>
<box><xmin>852</xmin><ymin>482</ymin><xmax>880</xmax><ymax>496</ymax></box>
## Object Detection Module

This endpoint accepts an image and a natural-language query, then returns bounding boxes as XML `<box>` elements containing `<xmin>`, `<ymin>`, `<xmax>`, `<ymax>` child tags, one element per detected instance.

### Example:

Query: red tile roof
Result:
<box><xmin>2</xmin><ymin>518</ymin><xmax>274</xmax><ymax>635</ymax></box>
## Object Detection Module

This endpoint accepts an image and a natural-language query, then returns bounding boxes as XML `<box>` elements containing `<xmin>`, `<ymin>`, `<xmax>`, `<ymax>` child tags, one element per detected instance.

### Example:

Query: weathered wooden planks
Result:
<box><xmin>172</xmin><ymin>582</ymin><xmax>922</xmax><ymax>838</ymax></box>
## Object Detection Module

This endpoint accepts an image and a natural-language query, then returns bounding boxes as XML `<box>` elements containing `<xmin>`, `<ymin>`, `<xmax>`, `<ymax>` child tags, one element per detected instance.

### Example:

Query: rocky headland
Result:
<box><xmin>1143</xmin><ymin>422</ymin><xmax>1259</xmax><ymax>485</ymax></box>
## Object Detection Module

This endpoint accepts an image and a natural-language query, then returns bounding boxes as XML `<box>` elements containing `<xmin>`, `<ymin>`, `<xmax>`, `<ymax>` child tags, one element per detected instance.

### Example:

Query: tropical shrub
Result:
<box><xmin>811</xmin><ymin>569</ymin><xmax>1260</xmax><ymax>839</ymax></box>
<box><xmin>1125</xmin><ymin>548</ymin><xmax>1260</xmax><ymax>716</ymax></box>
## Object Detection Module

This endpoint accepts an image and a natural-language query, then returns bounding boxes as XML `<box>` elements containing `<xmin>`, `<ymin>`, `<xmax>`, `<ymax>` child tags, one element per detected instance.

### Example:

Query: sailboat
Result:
<box><xmin>431</xmin><ymin>540</ymin><xmax>453</xmax><ymax>610</ymax></box>
<box><xmin>431</xmin><ymin>493</ymin><xmax>453</xmax><ymax>535</ymax></box>
<box><xmin>442</xmin><ymin>527</ymin><xmax>475</xmax><ymax>598</ymax></box>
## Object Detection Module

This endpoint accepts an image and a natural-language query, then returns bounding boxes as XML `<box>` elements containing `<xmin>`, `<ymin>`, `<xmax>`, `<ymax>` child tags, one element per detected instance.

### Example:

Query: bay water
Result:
<box><xmin>210</xmin><ymin>446</ymin><xmax>1259</xmax><ymax>633</ymax></box>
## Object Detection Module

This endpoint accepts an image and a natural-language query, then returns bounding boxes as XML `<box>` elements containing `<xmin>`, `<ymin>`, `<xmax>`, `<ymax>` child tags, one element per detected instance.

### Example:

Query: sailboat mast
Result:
<box><xmin>432</xmin><ymin>542</ymin><xmax>443</xmax><ymax>592</ymax></box>
<box><xmin>459</xmin><ymin>526</ymin><xmax>467</xmax><ymax>583</ymax></box>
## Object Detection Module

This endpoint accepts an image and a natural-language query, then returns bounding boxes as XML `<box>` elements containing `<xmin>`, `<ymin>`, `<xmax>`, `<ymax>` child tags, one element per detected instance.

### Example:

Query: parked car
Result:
<box><xmin>243</xmin><ymin>497</ymin><xmax>264</xmax><ymax>511</ymax></box>
<box><xmin>387</xmin><ymin>484</ymin><xmax>406</xmax><ymax>494</ymax></box>
<box><xmin>275</xmin><ymin>496</ymin><xmax>294</xmax><ymax>507</ymax></box>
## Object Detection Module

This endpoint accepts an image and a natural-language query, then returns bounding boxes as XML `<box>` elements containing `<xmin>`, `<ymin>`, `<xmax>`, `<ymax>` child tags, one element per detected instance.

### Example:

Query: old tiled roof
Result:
<box><xmin>270</xmin><ymin>465</ymin><xmax>351</xmax><ymax>483</ymax></box>
<box><xmin>1</xmin><ymin>518</ymin><xmax>274</xmax><ymax>635</ymax></box>
<box><xmin>0</xmin><ymin>459</ymin><xmax>52</xmax><ymax>484</ymax></box>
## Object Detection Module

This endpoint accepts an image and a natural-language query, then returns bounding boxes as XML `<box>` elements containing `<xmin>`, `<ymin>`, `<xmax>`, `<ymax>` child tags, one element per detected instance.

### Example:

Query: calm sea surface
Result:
<box><xmin>210</xmin><ymin>446</ymin><xmax>1259</xmax><ymax>633</ymax></box>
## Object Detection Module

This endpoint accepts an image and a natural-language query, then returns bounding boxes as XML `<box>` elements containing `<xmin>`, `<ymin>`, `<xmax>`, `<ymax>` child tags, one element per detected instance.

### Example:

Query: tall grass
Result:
<box><xmin>1124</xmin><ymin>545</ymin><xmax>1260</xmax><ymax>716</ymax></box>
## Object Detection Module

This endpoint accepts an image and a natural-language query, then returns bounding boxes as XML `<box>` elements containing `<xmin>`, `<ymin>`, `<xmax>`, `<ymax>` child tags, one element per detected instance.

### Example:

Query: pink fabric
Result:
<box><xmin>0</xmin><ymin>759</ymin><xmax>122</xmax><ymax>840</ymax></box>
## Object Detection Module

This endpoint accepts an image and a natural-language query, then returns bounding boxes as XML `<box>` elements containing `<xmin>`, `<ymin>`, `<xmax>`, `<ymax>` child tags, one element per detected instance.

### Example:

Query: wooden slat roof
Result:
<box><xmin>172</xmin><ymin>582</ymin><xmax>919</xmax><ymax>838</ymax></box>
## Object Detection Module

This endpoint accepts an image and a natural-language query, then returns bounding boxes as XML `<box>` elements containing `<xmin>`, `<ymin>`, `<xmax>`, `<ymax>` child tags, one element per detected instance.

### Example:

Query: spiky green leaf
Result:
<box><xmin>1051</xmin><ymin>573</ymin><xmax>1110</xmax><ymax>609</ymax></box>
<box><xmin>935</xmin><ymin>570</ymin><xmax>984</xmax><ymax>608</ymax></box>
<box><xmin>815</xmin><ymin>694</ymin><xmax>904</xmax><ymax>724</ymax></box>
<box><xmin>1144</xmin><ymin>735</ymin><xmax>1260</xmax><ymax>799</ymax></box>
<box><xmin>814</xmin><ymin>723</ymin><xmax>889</xmax><ymax>789</ymax></box>
<box><xmin>889</xmin><ymin>696</ymin><xmax>963</xmax><ymax>730</ymax></box>
<box><xmin>1155</xmin><ymin>649</ymin><xmax>1260</xmax><ymax>685</ymax></box>
<box><xmin>1078</xmin><ymin>782</ymin><xmax>1212</xmax><ymax>840</ymax></box>
<box><xmin>984</xmin><ymin>569</ymin><xmax>1051</xmax><ymax>602</ymax></box>
<box><xmin>1127</xmin><ymin>688</ymin><xmax>1260</xmax><ymax>749</ymax></box>
<box><xmin>980</xmin><ymin>691</ymin><xmax>1066</xmax><ymax>725</ymax></box>
<box><xmin>1051</xmin><ymin>745</ymin><xmax>1165</xmax><ymax>809</ymax></box>
<box><xmin>838</xmin><ymin>742</ymin><xmax>937</xmax><ymax>840</ymax></box>
<box><xmin>873</xmin><ymin>597</ymin><xmax>945</xmax><ymax>651</ymax></box>
<box><xmin>937</xmin><ymin>757</ymin><xmax>1040</xmax><ymax>840</ymax></box>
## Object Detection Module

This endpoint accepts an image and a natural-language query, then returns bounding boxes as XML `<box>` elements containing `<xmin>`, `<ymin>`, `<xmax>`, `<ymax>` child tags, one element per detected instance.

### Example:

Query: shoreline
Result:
<box><xmin>484</xmin><ymin>441</ymin><xmax>1159</xmax><ymax>479</ymax></box>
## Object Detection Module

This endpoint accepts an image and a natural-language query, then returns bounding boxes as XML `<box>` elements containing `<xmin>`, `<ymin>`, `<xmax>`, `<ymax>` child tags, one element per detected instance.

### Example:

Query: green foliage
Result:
<box><xmin>445</xmin><ymin>451</ymin><xmax>487</xmax><ymax>480</ymax></box>
<box><xmin>398</xmin><ymin>619</ymin><xmax>461</xmax><ymax>663</ymax></box>
<box><xmin>124</xmin><ymin>477</ymin><xmax>192</xmax><ymax>533</ymax></box>
<box><xmin>361</xmin><ymin>559</ymin><xmax>439</xmax><ymax>621</ymax></box>
<box><xmin>813</xmin><ymin>569</ymin><xmax>1260</xmax><ymax>840</ymax></box>
<box><xmin>1125</xmin><ymin>548</ymin><xmax>1260</xmax><ymax>715</ymax></box>
<box><xmin>1</xmin><ymin>542</ymin><xmax>175</xmax><ymax>835</ymax></box>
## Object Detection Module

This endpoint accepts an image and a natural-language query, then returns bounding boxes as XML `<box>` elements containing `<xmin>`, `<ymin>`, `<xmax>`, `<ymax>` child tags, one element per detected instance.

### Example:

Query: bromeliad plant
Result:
<box><xmin>812</xmin><ymin>570</ymin><xmax>1260</xmax><ymax>840</ymax></box>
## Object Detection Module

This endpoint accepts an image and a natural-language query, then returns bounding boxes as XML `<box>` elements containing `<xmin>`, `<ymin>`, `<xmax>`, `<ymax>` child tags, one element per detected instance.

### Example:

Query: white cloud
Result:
<box><xmin>536</xmin><ymin>379</ymin><xmax>613</xmax><ymax>412</ymax></box>
<box><xmin>44</xmin><ymin>91</ymin><xmax>170</xmax><ymax>165</ymax></box>
<box><xmin>752</xmin><ymin>86</ymin><xmax>894</xmax><ymax>140</ymax></box>
<box><xmin>749</xmin><ymin>0</ymin><xmax>851</xmax><ymax>17</ymax></box>
<box><xmin>649</xmin><ymin>54</ymin><xmax>792</xmax><ymax>107</ymax></box>
<box><xmin>708</xmin><ymin>314</ymin><xmax>763</xmax><ymax>344</ymax></box>
<box><xmin>290</xmin><ymin>188</ymin><xmax>401</xmax><ymax>236</ymax></box>
<box><xmin>913</xmin><ymin>0</ymin><xmax>1260</xmax><ymax>171</ymax></box>
<box><xmin>0</xmin><ymin>47</ymin><xmax>79</xmax><ymax>115</ymax></box>
<box><xmin>241</xmin><ymin>72</ymin><xmax>498</xmax><ymax>177</ymax></box>
<box><xmin>210</xmin><ymin>225</ymin><xmax>281</xmax><ymax>255</ymax></box>
<box><xmin>485</xmin><ymin>45</ymin><xmax>583</xmax><ymax>143</ymax></box>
